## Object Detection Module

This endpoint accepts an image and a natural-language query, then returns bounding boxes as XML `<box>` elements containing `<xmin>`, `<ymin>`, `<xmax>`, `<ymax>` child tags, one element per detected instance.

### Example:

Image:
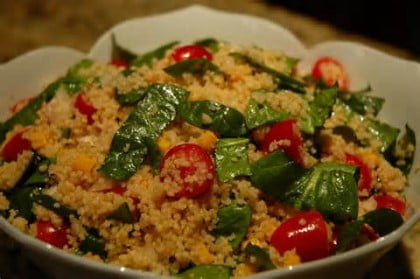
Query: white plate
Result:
<box><xmin>0</xmin><ymin>5</ymin><xmax>419</xmax><ymax>279</ymax></box>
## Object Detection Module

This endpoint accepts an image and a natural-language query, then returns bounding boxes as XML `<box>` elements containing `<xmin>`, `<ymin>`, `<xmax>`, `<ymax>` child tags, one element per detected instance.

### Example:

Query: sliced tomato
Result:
<box><xmin>74</xmin><ymin>94</ymin><xmax>97</xmax><ymax>125</ymax></box>
<box><xmin>36</xmin><ymin>220</ymin><xmax>69</xmax><ymax>248</ymax></box>
<box><xmin>271</xmin><ymin>210</ymin><xmax>330</xmax><ymax>262</ymax></box>
<box><xmin>312</xmin><ymin>56</ymin><xmax>349</xmax><ymax>90</ymax></box>
<box><xmin>171</xmin><ymin>45</ymin><xmax>213</xmax><ymax>62</ymax></box>
<box><xmin>261</xmin><ymin>119</ymin><xmax>304</xmax><ymax>165</ymax></box>
<box><xmin>374</xmin><ymin>195</ymin><xmax>406</xmax><ymax>216</ymax></box>
<box><xmin>1</xmin><ymin>130</ymin><xmax>31</xmax><ymax>161</ymax></box>
<box><xmin>10</xmin><ymin>97</ymin><xmax>33</xmax><ymax>114</ymax></box>
<box><xmin>345</xmin><ymin>153</ymin><xmax>372</xmax><ymax>195</ymax></box>
<box><xmin>111</xmin><ymin>59</ymin><xmax>129</xmax><ymax>69</ymax></box>
<box><xmin>160</xmin><ymin>143</ymin><xmax>215</xmax><ymax>198</ymax></box>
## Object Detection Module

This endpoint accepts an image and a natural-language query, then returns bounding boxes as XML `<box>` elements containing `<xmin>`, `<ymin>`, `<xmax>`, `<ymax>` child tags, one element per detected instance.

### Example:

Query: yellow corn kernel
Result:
<box><xmin>27</xmin><ymin>130</ymin><xmax>48</xmax><ymax>149</ymax></box>
<box><xmin>193</xmin><ymin>243</ymin><xmax>215</xmax><ymax>265</ymax></box>
<box><xmin>359</xmin><ymin>152</ymin><xmax>380</xmax><ymax>167</ymax></box>
<box><xmin>235</xmin><ymin>263</ymin><xmax>256</xmax><ymax>277</ymax></box>
<box><xmin>197</xmin><ymin>131</ymin><xmax>218</xmax><ymax>151</ymax></box>
<box><xmin>72</xmin><ymin>154</ymin><xmax>96</xmax><ymax>172</ymax></box>
<box><xmin>283</xmin><ymin>250</ymin><xmax>301</xmax><ymax>266</ymax></box>
<box><xmin>157</xmin><ymin>137</ymin><xmax>171</xmax><ymax>154</ymax></box>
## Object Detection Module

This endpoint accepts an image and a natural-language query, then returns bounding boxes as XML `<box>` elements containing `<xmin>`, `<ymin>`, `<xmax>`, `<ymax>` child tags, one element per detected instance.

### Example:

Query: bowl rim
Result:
<box><xmin>0</xmin><ymin>4</ymin><xmax>419</xmax><ymax>278</ymax></box>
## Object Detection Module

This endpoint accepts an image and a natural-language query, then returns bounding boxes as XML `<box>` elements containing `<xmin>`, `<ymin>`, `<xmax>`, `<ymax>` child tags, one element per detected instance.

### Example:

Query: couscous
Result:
<box><xmin>0</xmin><ymin>37</ymin><xmax>415</xmax><ymax>278</ymax></box>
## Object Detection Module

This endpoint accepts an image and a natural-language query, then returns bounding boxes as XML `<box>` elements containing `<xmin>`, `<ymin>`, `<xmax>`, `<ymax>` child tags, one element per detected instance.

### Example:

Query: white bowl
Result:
<box><xmin>0</xmin><ymin>5</ymin><xmax>419</xmax><ymax>279</ymax></box>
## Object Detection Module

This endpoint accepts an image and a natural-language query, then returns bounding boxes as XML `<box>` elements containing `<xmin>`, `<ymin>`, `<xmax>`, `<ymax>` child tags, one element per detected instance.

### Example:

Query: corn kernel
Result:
<box><xmin>157</xmin><ymin>137</ymin><xmax>171</xmax><ymax>154</ymax></box>
<box><xmin>192</xmin><ymin>243</ymin><xmax>215</xmax><ymax>264</ymax></box>
<box><xmin>72</xmin><ymin>154</ymin><xmax>96</xmax><ymax>172</ymax></box>
<box><xmin>27</xmin><ymin>130</ymin><xmax>48</xmax><ymax>149</ymax></box>
<box><xmin>283</xmin><ymin>250</ymin><xmax>300</xmax><ymax>266</ymax></box>
<box><xmin>197</xmin><ymin>131</ymin><xmax>218</xmax><ymax>151</ymax></box>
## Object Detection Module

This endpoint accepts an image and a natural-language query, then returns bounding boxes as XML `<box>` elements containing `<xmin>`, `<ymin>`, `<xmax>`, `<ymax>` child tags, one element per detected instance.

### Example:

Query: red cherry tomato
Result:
<box><xmin>374</xmin><ymin>195</ymin><xmax>406</xmax><ymax>216</ymax></box>
<box><xmin>345</xmin><ymin>153</ymin><xmax>372</xmax><ymax>195</ymax></box>
<box><xmin>160</xmin><ymin>143</ymin><xmax>215</xmax><ymax>198</ymax></box>
<box><xmin>36</xmin><ymin>220</ymin><xmax>69</xmax><ymax>248</ymax></box>
<box><xmin>10</xmin><ymin>97</ymin><xmax>33</xmax><ymax>114</ymax></box>
<box><xmin>171</xmin><ymin>45</ymin><xmax>213</xmax><ymax>62</ymax></box>
<box><xmin>111</xmin><ymin>59</ymin><xmax>129</xmax><ymax>69</ymax></box>
<box><xmin>312</xmin><ymin>57</ymin><xmax>349</xmax><ymax>90</ymax></box>
<box><xmin>1</xmin><ymin>130</ymin><xmax>31</xmax><ymax>161</ymax></box>
<box><xmin>261</xmin><ymin>119</ymin><xmax>304</xmax><ymax>165</ymax></box>
<box><xmin>271</xmin><ymin>210</ymin><xmax>330</xmax><ymax>262</ymax></box>
<box><xmin>74</xmin><ymin>94</ymin><xmax>97</xmax><ymax>125</ymax></box>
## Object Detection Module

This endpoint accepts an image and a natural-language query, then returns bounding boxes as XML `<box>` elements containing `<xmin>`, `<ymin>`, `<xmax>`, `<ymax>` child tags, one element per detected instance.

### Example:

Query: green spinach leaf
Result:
<box><xmin>107</xmin><ymin>202</ymin><xmax>134</xmax><ymax>224</ymax></box>
<box><xmin>132</xmin><ymin>41</ymin><xmax>179</xmax><ymax>67</ymax></box>
<box><xmin>212</xmin><ymin>202</ymin><xmax>252</xmax><ymax>249</ymax></box>
<box><xmin>244</xmin><ymin>244</ymin><xmax>276</xmax><ymax>271</ymax></box>
<box><xmin>195</xmin><ymin>38</ymin><xmax>220</xmax><ymax>52</ymax></box>
<box><xmin>245</xmin><ymin>99</ymin><xmax>289</xmax><ymax>130</ymax></box>
<box><xmin>115</xmin><ymin>87</ymin><xmax>147</xmax><ymax>106</ymax></box>
<box><xmin>215</xmin><ymin>138</ymin><xmax>251</xmax><ymax>182</ymax></box>
<box><xmin>388</xmin><ymin>125</ymin><xmax>416</xmax><ymax>174</ymax></box>
<box><xmin>99</xmin><ymin>83</ymin><xmax>189</xmax><ymax>181</ymax></box>
<box><xmin>177</xmin><ymin>265</ymin><xmax>232</xmax><ymax>279</ymax></box>
<box><xmin>79</xmin><ymin>230</ymin><xmax>107</xmax><ymax>259</ymax></box>
<box><xmin>8</xmin><ymin>187</ymin><xmax>38</xmax><ymax>222</ymax></box>
<box><xmin>164</xmin><ymin>58</ymin><xmax>221</xmax><ymax>77</ymax></box>
<box><xmin>33</xmin><ymin>193</ymin><xmax>79</xmax><ymax>219</ymax></box>
<box><xmin>344</xmin><ymin>93</ymin><xmax>384</xmax><ymax>116</ymax></box>
<box><xmin>179</xmin><ymin>101</ymin><xmax>247</xmax><ymax>137</ymax></box>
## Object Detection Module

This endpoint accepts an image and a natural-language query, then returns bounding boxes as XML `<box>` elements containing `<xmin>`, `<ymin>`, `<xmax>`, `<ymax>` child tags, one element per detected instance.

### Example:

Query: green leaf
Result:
<box><xmin>115</xmin><ymin>87</ymin><xmax>147</xmax><ymax>106</ymax></box>
<box><xmin>8</xmin><ymin>187</ymin><xmax>38</xmax><ymax>222</ymax></box>
<box><xmin>389</xmin><ymin>124</ymin><xmax>416</xmax><ymax>174</ymax></box>
<box><xmin>79</xmin><ymin>230</ymin><xmax>107</xmax><ymax>259</ymax></box>
<box><xmin>107</xmin><ymin>202</ymin><xmax>134</xmax><ymax>224</ymax></box>
<box><xmin>63</xmin><ymin>59</ymin><xmax>94</xmax><ymax>96</ymax></box>
<box><xmin>212</xmin><ymin>202</ymin><xmax>252</xmax><ymax>250</ymax></box>
<box><xmin>245</xmin><ymin>99</ymin><xmax>289</xmax><ymax>129</ymax></box>
<box><xmin>194</xmin><ymin>38</ymin><xmax>220</xmax><ymax>52</ymax></box>
<box><xmin>244</xmin><ymin>244</ymin><xmax>276</xmax><ymax>271</ymax></box>
<box><xmin>177</xmin><ymin>265</ymin><xmax>232</xmax><ymax>279</ymax></box>
<box><xmin>34</xmin><ymin>193</ymin><xmax>79</xmax><ymax>219</ymax></box>
<box><xmin>24</xmin><ymin>171</ymin><xmax>49</xmax><ymax>187</ymax></box>
<box><xmin>284</xmin><ymin>56</ymin><xmax>299</xmax><ymax>72</ymax></box>
<box><xmin>179</xmin><ymin>100</ymin><xmax>247</xmax><ymax>137</ymax></box>
<box><xmin>99</xmin><ymin>83</ymin><xmax>189</xmax><ymax>181</ymax></box>
<box><xmin>60</xmin><ymin>128</ymin><xmax>72</xmax><ymax>139</ymax></box>
<box><xmin>337</xmin><ymin>208</ymin><xmax>403</xmax><ymax>252</ymax></box>
<box><xmin>215</xmin><ymin>138</ymin><xmax>251</xmax><ymax>182</ymax></box>
<box><xmin>332</xmin><ymin>126</ymin><xmax>363</xmax><ymax>145</ymax></box>
<box><xmin>144</xmin><ymin>137</ymin><xmax>163</xmax><ymax>171</ymax></box>
<box><xmin>344</xmin><ymin>93</ymin><xmax>384</xmax><ymax>116</ymax></box>
<box><xmin>230</xmin><ymin>53</ymin><xmax>305</xmax><ymax>93</ymax></box>
<box><xmin>132</xmin><ymin>41</ymin><xmax>179</xmax><ymax>67</ymax></box>
<box><xmin>164</xmin><ymin>58</ymin><xmax>222</xmax><ymax>77</ymax></box>
<box><xmin>250</xmin><ymin>150</ymin><xmax>305</xmax><ymax>200</ymax></box>
<box><xmin>111</xmin><ymin>34</ymin><xmax>137</xmax><ymax>63</ymax></box>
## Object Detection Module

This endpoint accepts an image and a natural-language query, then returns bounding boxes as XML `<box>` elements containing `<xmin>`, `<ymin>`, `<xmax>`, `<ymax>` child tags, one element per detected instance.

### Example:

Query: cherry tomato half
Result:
<box><xmin>1</xmin><ymin>130</ymin><xmax>31</xmax><ymax>161</ymax></box>
<box><xmin>36</xmin><ymin>220</ymin><xmax>69</xmax><ymax>248</ymax></box>
<box><xmin>271</xmin><ymin>210</ymin><xmax>330</xmax><ymax>262</ymax></box>
<box><xmin>261</xmin><ymin>119</ymin><xmax>304</xmax><ymax>165</ymax></box>
<box><xmin>10</xmin><ymin>97</ymin><xmax>33</xmax><ymax>114</ymax></box>
<box><xmin>345</xmin><ymin>153</ymin><xmax>372</xmax><ymax>195</ymax></box>
<box><xmin>160</xmin><ymin>143</ymin><xmax>215</xmax><ymax>198</ymax></box>
<box><xmin>312</xmin><ymin>56</ymin><xmax>349</xmax><ymax>91</ymax></box>
<box><xmin>111</xmin><ymin>59</ymin><xmax>129</xmax><ymax>69</ymax></box>
<box><xmin>171</xmin><ymin>45</ymin><xmax>213</xmax><ymax>62</ymax></box>
<box><xmin>74</xmin><ymin>94</ymin><xmax>97</xmax><ymax>125</ymax></box>
<box><xmin>374</xmin><ymin>195</ymin><xmax>406</xmax><ymax>216</ymax></box>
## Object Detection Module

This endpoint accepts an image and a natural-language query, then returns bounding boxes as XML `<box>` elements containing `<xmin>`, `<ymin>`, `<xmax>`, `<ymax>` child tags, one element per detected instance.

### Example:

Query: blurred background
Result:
<box><xmin>0</xmin><ymin>0</ymin><xmax>419</xmax><ymax>278</ymax></box>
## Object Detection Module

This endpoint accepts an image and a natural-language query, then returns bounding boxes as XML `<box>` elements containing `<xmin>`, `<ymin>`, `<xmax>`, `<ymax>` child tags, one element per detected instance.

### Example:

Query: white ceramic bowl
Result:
<box><xmin>0</xmin><ymin>5</ymin><xmax>419</xmax><ymax>279</ymax></box>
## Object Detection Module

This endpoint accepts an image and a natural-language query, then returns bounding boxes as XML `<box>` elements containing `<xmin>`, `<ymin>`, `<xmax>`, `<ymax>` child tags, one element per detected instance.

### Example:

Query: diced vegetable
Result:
<box><xmin>312</xmin><ymin>57</ymin><xmax>348</xmax><ymax>91</ymax></box>
<box><xmin>245</xmin><ymin>99</ymin><xmax>289</xmax><ymax>130</ymax></box>
<box><xmin>36</xmin><ymin>220</ymin><xmax>69</xmax><ymax>248</ymax></box>
<box><xmin>160</xmin><ymin>144</ymin><xmax>215</xmax><ymax>198</ymax></box>
<box><xmin>215</xmin><ymin>138</ymin><xmax>251</xmax><ymax>182</ymax></box>
<box><xmin>177</xmin><ymin>265</ymin><xmax>232</xmax><ymax>279</ymax></box>
<box><xmin>212</xmin><ymin>202</ymin><xmax>252</xmax><ymax>249</ymax></box>
<box><xmin>271</xmin><ymin>210</ymin><xmax>330</xmax><ymax>262</ymax></box>
<box><xmin>78</xmin><ymin>230</ymin><xmax>107</xmax><ymax>259</ymax></box>
<box><xmin>244</xmin><ymin>244</ymin><xmax>276</xmax><ymax>271</ymax></box>
<box><xmin>74</xmin><ymin>94</ymin><xmax>97</xmax><ymax>125</ymax></box>
<box><xmin>171</xmin><ymin>45</ymin><xmax>213</xmax><ymax>62</ymax></box>
<box><xmin>33</xmin><ymin>193</ymin><xmax>79</xmax><ymax>219</ymax></box>
<box><xmin>107</xmin><ymin>202</ymin><xmax>134</xmax><ymax>224</ymax></box>
<box><xmin>99</xmin><ymin>83</ymin><xmax>189</xmax><ymax>181</ymax></box>
<box><xmin>194</xmin><ymin>38</ymin><xmax>220</xmax><ymax>53</ymax></box>
<box><xmin>131</xmin><ymin>41</ymin><xmax>179</xmax><ymax>67</ymax></box>
<box><xmin>179</xmin><ymin>101</ymin><xmax>247</xmax><ymax>137</ymax></box>
<box><xmin>115</xmin><ymin>87</ymin><xmax>147</xmax><ymax>106</ymax></box>
<box><xmin>230</xmin><ymin>53</ymin><xmax>305</xmax><ymax>93</ymax></box>
<box><xmin>345</xmin><ymin>153</ymin><xmax>373</xmax><ymax>194</ymax></box>
<box><xmin>374</xmin><ymin>195</ymin><xmax>406</xmax><ymax>216</ymax></box>
<box><xmin>1</xmin><ymin>130</ymin><xmax>32</xmax><ymax>161</ymax></box>
<box><xmin>164</xmin><ymin>58</ymin><xmax>221</xmax><ymax>77</ymax></box>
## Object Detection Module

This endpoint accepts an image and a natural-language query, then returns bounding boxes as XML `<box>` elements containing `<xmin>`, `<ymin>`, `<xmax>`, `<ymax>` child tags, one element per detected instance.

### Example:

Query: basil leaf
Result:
<box><xmin>245</xmin><ymin>99</ymin><xmax>289</xmax><ymax>130</ymax></box>
<box><xmin>164</xmin><ymin>58</ymin><xmax>221</xmax><ymax>77</ymax></box>
<box><xmin>177</xmin><ymin>265</ymin><xmax>232</xmax><ymax>279</ymax></box>
<box><xmin>195</xmin><ymin>38</ymin><xmax>219</xmax><ymax>53</ymax></box>
<box><xmin>115</xmin><ymin>87</ymin><xmax>147</xmax><ymax>106</ymax></box>
<box><xmin>0</xmin><ymin>79</ymin><xmax>62</xmax><ymax>144</ymax></box>
<box><xmin>107</xmin><ymin>202</ymin><xmax>134</xmax><ymax>224</ymax></box>
<box><xmin>344</xmin><ymin>93</ymin><xmax>384</xmax><ymax>116</ymax></box>
<box><xmin>337</xmin><ymin>208</ymin><xmax>403</xmax><ymax>252</ymax></box>
<box><xmin>230</xmin><ymin>53</ymin><xmax>305</xmax><ymax>93</ymax></box>
<box><xmin>111</xmin><ymin>34</ymin><xmax>137</xmax><ymax>63</ymax></box>
<box><xmin>244</xmin><ymin>244</ymin><xmax>276</xmax><ymax>271</ymax></box>
<box><xmin>132</xmin><ymin>41</ymin><xmax>179</xmax><ymax>67</ymax></box>
<box><xmin>99</xmin><ymin>83</ymin><xmax>189</xmax><ymax>181</ymax></box>
<box><xmin>215</xmin><ymin>138</ymin><xmax>251</xmax><ymax>182</ymax></box>
<box><xmin>179</xmin><ymin>101</ymin><xmax>247</xmax><ymax>137</ymax></box>
<box><xmin>388</xmin><ymin>124</ymin><xmax>416</xmax><ymax>174</ymax></box>
<box><xmin>79</xmin><ymin>230</ymin><xmax>107</xmax><ymax>259</ymax></box>
<box><xmin>212</xmin><ymin>202</ymin><xmax>252</xmax><ymax>249</ymax></box>
<box><xmin>34</xmin><ymin>193</ymin><xmax>79</xmax><ymax>219</ymax></box>
<box><xmin>250</xmin><ymin>150</ymin><xmax>305</xmax><ymax>200</ymax></box>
